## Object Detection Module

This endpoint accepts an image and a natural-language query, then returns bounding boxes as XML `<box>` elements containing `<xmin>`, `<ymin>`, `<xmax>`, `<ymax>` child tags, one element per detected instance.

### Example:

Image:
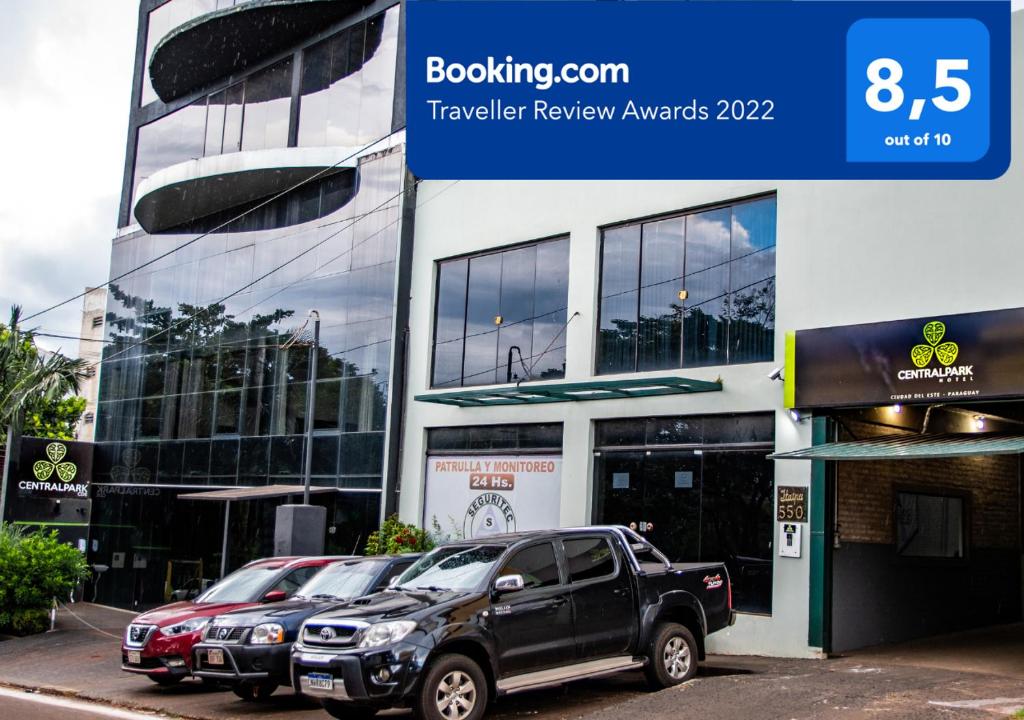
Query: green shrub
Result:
<box><xmin>0</xmin><ymin>523</ymin><xmax>88</xmax><ymax>635</ymax></box>
<box><xmin>364</xmin><ymin>515</ymin><xmax>435</xmax><ymax>556</ymax></box>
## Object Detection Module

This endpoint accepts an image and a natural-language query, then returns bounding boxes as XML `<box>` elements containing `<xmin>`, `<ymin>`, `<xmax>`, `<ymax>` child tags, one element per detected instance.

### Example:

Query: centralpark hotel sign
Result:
<box><xmin>784</xmin><ymin>306</ymin><xmax>1024</xmax><ymax>410</ymax></box>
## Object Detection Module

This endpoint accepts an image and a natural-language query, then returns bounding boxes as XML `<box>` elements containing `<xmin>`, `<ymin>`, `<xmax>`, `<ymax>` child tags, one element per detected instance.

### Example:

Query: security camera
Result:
<box><xmin>767</xmin><ymin>367</ymin><xmax>785</xmax><ymax>381</ymax></box>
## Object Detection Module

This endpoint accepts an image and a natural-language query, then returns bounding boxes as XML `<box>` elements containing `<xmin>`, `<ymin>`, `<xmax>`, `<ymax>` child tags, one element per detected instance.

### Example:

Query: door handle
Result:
<box><xmin>550</xmin><ymin>597</ymin><xmax>568</xmax><ymax>607</ymax></box>
<box><xmin>612</xmin><ymin>588</ymin><xmax>628</xmax><ymax>597</ymax></box>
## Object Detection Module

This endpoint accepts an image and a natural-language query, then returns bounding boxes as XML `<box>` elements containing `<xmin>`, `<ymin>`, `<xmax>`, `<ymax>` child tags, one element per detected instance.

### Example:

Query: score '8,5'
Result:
<box><xmin>865</xmin><ymin>58</ymin><xmax>971</xmax><ymax>121</ymax></box>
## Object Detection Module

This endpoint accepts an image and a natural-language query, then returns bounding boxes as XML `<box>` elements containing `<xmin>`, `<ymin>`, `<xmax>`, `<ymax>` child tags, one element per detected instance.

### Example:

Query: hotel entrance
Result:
<box><xmin>779</xmin><ymin>307</ymin><xmax>1024</xmax><ymax>654</ymax></box>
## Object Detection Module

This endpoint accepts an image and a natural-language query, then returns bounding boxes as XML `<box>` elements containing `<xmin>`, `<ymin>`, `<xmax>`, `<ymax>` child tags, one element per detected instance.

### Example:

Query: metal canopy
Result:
<box><xmin>176</xmin><ymin>484</ymin><xmax>337</xmax><ymax>502</ymax></box>
<box><xmin>770</xmin><ymin>432</ymin><xmax>1024</xmax><ymax>461</ymax></box>
<box><xmin>414</xmin><ymin>376</ymin><xmax>723</xmax><ymax>408</ymax></box>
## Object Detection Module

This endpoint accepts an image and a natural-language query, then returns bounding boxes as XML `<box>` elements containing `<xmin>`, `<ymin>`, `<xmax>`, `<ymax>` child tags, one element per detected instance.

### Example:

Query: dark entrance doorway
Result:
<box><xmin>592</xmin><ymin>413</ymin><xmax>775</xmax><ymax>614</ymax></box>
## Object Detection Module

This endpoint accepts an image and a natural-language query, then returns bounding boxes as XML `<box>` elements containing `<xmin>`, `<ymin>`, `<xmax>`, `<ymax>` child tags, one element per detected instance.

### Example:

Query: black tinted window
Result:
<box><xmin>499</xmin><ymin>543</ymin><xmax>560</xmax><ymax>589</ymax></box>
<box><xmin>273</xmin><ymin>566</ymin><xmax>319</xmax><ymax>595</ymax></box>
<box><xmin>563</xmin><ymin>538</ymin><xmax>616</xmax><ymax>582</ymax></box>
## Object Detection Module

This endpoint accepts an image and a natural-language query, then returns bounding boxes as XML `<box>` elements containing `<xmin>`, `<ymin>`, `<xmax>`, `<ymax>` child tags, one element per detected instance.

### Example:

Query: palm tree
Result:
<box><xmin>1</xmin><ymin>305</ymin><xmax>88</xmax><ymax>441</ymax></box>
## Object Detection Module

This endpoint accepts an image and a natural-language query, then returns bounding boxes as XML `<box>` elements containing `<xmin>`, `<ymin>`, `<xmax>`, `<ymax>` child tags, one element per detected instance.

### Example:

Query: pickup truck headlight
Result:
<box><xmin>250</xmin><ymin>623</ymin><xmax>286</xmax><ymax>645</ymax></box>
<box><xmin>358</xmin><ymin>621</ymin><xmax>417</xmax><ymax>648</ymax></box>
<box><xmin>160</xmin><ymin>617</ymin><xmax>209</xmax><ymax>637</ymax></box>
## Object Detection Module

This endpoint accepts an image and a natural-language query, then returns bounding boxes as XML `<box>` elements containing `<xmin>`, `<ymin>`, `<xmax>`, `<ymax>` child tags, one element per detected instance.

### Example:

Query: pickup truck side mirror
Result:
<box><xmin>262</xmin><ymin>589</ymin><xmax>287</xmax><ymax>603</ymax></box>
<box><xmin>387</xmin><ymin>576</ymin><xmax>401</xmax><ymax>588</ymax></box>
<box><xmin>493</xmin><ymin>574</ymin><xmax>525</xmax><ymax>594</ymax></box>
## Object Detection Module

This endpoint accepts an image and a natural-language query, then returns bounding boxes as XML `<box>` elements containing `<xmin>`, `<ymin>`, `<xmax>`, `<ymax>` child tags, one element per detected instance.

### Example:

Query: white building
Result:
<box><xmin>396</xmin><ymin>12</ymin><xmax>1024</xmax><ymax>658</ymax></box>
<box><xmin>76</xmin><ymin>286</ymin><xmax>106</xmax><ymax>442</ymax></box>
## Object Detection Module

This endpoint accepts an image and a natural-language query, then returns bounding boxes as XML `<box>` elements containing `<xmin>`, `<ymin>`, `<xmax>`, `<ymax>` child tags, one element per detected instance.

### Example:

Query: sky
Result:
<box><xmin>0</xmin><ymin>2</ymin><xmax>137</xmax><ymax>355</ymax></box>
<box><xmin>0</xmin><ymin>1</ymin><xmax>1020</xmax><ymax>355</ymax></box>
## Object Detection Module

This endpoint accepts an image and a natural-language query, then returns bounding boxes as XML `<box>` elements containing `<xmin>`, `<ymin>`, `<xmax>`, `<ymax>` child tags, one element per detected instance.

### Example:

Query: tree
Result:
<box><xmin>0</xmin><ymin>306</ymin><xmax>88</xmax><ymax>447</ymax></box>
<box><xmin>23</xmin><ymin>395</ymin><xmax>88</xmax><ymax>442</ymax></box>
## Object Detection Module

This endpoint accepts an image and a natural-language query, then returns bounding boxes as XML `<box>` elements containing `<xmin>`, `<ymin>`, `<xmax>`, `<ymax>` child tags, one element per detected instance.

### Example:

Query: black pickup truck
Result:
<box><xmin>291</xmin><ymin>526</ymin><xmax>733</xmax><ymax>720</ymax></box>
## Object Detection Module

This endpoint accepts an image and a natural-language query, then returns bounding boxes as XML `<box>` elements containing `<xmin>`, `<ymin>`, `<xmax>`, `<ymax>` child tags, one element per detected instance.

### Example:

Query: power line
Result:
<box><xmin>96</xmin><ymin>179</ymin><xmax>461</xmax><ymax>371</ymax></box>
<box><xmin>22</xmin><ymin>133</ymin><xmax>402</xmax><ymax>324</ymax></box>
<box><xmin>90</xmin><ymin>178</ymin><xmax>413</xmax><ymax>371</ymax></box>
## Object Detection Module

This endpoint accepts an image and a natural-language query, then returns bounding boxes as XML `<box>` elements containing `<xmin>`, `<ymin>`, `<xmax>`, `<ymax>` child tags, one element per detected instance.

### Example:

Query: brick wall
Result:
<box><xmin>836</xmin><ymin>420</ymin><xmax>1021</xmax><ymax>550</ymax></box>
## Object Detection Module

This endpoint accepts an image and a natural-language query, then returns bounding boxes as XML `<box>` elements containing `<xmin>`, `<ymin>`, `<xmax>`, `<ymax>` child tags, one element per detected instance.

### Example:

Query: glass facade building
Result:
<box><xmin>93</xmin><ymin>0</ymin><xmax>408</xmax><ymax>607</ymax></box>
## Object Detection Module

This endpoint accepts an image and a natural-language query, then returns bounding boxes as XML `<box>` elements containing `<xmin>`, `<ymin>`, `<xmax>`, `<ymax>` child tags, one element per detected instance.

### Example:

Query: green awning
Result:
<box><xmin>415</xmin><ymin>376</ymin><xmax>722</xmax><ymax>407</ymax></box>
<box><xmin>770</xmin><ymin>432</ymin><xmax>1024</xmax><ymax>461</ymax></box>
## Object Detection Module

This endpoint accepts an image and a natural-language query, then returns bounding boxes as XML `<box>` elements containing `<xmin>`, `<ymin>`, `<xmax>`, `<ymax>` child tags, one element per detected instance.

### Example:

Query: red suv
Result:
<box><xmin>121</xmin><ymin>556</ymin><xmax>347</xmax><ymax>685</ymax></box>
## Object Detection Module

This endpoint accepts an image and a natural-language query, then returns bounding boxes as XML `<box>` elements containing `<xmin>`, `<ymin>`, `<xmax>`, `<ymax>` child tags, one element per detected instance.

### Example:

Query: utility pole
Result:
<box><xmin>301</xmin><ymin>311</ymin><xmax>320</xmax><ymax>505</ymax></box>
<box><xmin>273</xmin><ymin>310</ymin><xmax>326</xmax><ymax>556</ymax></box>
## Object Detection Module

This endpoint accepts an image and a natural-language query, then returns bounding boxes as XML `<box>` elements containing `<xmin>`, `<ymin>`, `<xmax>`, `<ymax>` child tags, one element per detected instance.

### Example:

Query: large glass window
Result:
<box><xmin>140</xmin><ymin>1</ymin><xmax>243</xmax><ymax>106</ymax></box>
<box><xmin>132</xmin><ymin>57</ymin><xmax>294</xmax><ymax>209</ymax></box>
<box><xmin>597</xmin><ymin>195</ymin><xmax>776</xmax><ymax>374</ymax></box>
<box><xmin>297</xmin><ymin>9</ymin><xmax>399</xmax><ymax>148</ymax></box>
<box><xmin>593</xmin><ymin>413</ymin><xmax>775</xmax><ymax>613</ymax></box>
<box><xmin>431</xmin><ymin>238</ymin><xmax>570</xmax><ymax>388</ymax></box>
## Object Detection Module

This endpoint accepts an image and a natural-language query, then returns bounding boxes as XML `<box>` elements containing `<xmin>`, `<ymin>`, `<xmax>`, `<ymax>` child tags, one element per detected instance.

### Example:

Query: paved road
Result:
<box><xmin>1</xmin><ymin>605</ymin><xmax>1022</xmax><ymax>720</ymax></box>
<box><xmin>0</xmin><ymin>686</ymin><xmax>186</xmax><ymax>720</ymax></box>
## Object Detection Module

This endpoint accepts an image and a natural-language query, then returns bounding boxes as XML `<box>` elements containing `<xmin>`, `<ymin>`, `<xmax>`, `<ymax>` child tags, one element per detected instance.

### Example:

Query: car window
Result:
<box><xmin>298</xmin><ymin>560</ymin><xmax>385</xmax><ymax>599</ymax></box>
<box><xmin>497</xmin><ymin>543</ymin><xmax>560</xmax><ymax>590</ymax></box>
<box><xmin>396</xmin><ymin>545</ymin><xmax>506</xmax><ymax>591</ymax></box>
<box><xmin>378</xmin><ymin>560</ymin><xmax>415</xmax><ymax>590</ymax></box>
<box><xmin>272</xmin><ymin>566</ymin><xmax>320</xmax><ymax>596</ymax></box>
<box><xmin>196</xmin><ymin>565</ymin><xmax>283</xmax><ymax>603</ymax></box>
<box><xmin>563</xmin><ymin>537</ymin><xmax>616</xmax><ymax>583</ymax></box>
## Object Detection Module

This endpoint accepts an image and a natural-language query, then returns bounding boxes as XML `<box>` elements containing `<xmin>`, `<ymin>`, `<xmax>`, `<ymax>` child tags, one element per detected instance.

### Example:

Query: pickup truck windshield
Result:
<box><xmin>295</xmin><ymin>560</ymin><xmax>384</xmax><ymax>600</ymax></box>
<box><xmin>395</xmin><ymin>545</ymin><xmax>505</xmax><ymax>592</ymax></box>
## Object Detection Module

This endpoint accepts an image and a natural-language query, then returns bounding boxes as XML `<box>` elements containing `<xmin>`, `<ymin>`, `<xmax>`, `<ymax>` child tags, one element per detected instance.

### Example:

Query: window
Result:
<box><xmin>431</xmin><ymin>238</ymin><xmax>570</xmax><ymax>388</ymax></box>
<box><xmin>563</xmin><ymin>537</ymin><xmax>616</xmax><ymax>582</ymax></box>
<box><xmin>896</xmin><ymin>491</ymin><xmax>966</xmax><ymax>559</ymax></box>
<box><xmin>92</xmin><ymin>316</ymin><xmax>104</xmax><ymax>328</ymax></box>
<box><xmin>499</xmin><ymin>543</ymin><xmax>561</xmax><ymax>589</ymax></box>
<box><xmin>297</xmin><ymin>9</ymin><xmax>399</xmax><ymax>148</ymax></box>
<box><xmin>597</xmin><ymin>195</ymin><xmax>776</xmax><ymax>374</ymax></box>
<box><xmin>427</xmin><ymin>423</ymin><xmax>563</xmax><ymax>454</ymax></box>
<box><xmin>84</xmin><ymin>412</ymin><xmax>95</xmax><ymax>424</ymax></box>
<box><xmin>273</xmin><ymin>566</ymin><xmax>321</xmax><ymax>595</ymax></box>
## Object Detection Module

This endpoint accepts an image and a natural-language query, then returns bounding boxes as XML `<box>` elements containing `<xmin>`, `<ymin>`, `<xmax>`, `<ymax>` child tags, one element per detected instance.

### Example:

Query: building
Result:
<box><xmin>399</xmin><ymin>12</ymin><xmax>1024</xmax><ymax>658</ymax></box>
<box><xmin>76</xmin><ymin>287</ymin><xmax>107</xmax><ymax>442</ymax></box>
<box><xmin>92</xmin><ymin>0</ymin><xmax>412</xmax><ymax>608</ymax></box>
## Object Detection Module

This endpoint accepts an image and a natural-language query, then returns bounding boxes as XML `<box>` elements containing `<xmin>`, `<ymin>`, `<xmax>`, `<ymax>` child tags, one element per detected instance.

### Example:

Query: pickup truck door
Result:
<box><xmin>563</xmin><ymin>535</ymin><xmax>637</xmax><ymax>660</ymax></box>
<box><xmin>489</xmin><ymin>541</ymin><xmax>575</xmax><ymax>676</ymax></box>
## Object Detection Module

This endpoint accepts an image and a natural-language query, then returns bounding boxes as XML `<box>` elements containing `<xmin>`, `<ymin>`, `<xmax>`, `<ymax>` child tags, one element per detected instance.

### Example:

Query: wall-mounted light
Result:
<box><xmin>789</xmin><ymin>409</ymin><xmax>803</xmax><ymax>423</ymax></box>
<box><xmin>892</xmin><ymin>403</ymin><xmax>902</xmax><ymax>414</ymax></box>
<box><xmin>493</xmin><ymin>315</ymin><xmax>503</xmax><ymax>325</ymax></box>
<box><xmin>678</xmin><ymin>289</ymin><xmax>689</xmax><ymax>301</ymax></box>
<box><xmin>974</xmin><ymin>415</ymin><xmax>986</xmax><ymax>431</ymax></box>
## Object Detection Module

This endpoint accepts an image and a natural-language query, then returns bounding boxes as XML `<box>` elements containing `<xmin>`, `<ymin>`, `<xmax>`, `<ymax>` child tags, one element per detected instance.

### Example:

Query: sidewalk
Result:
<box><xmin>0</xmin><ymin>604</ymin><xmax>1021</xmax><ymax>720</ymax></box>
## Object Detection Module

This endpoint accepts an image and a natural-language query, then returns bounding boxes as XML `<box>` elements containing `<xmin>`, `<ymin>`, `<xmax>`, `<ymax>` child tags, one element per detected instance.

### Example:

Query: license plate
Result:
<box><xmin>207</xmin><ymin>649</ymin><xmax>224</xmax><ymax>666</ymax></box>
<box><xmin>127</xmin><ymin>651</ymin><xmax>141</xmax><ymax>665</ymax></box>
<box><xmin>307</xmin><ymin>673</ymin><xmax>334</xmax><ymax>691</ymax></box>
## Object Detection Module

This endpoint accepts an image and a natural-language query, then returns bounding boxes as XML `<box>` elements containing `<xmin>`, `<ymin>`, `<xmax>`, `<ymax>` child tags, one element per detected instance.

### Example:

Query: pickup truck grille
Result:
<box><xmin>125</xmin><ymin>624</ymin><xmax>155</xmax><ymax>647</ymax></box>
<box><xmin>302</xmin><ymin>623</ymin><xmax>362</xmax><ymax>647</ymax></box>
<box><xmin>205</xmin><ymin>625</ymin><xmax>248</xmax><ymax>643</ymax></box>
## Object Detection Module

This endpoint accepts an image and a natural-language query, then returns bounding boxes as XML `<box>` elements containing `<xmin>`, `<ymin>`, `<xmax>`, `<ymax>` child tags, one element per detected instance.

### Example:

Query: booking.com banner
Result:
<box><xmin>406</xmin><ymin>1</ymin><xmax>1011</xmax><ymax>179</ymax></box>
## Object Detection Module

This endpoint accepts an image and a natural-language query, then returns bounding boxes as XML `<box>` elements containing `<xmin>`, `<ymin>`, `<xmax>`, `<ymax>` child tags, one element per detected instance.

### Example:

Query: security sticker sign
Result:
<box><xmin>424</xmin><ymin>455</ymin><xmax>562</xmax><ymax>539</ymax></box>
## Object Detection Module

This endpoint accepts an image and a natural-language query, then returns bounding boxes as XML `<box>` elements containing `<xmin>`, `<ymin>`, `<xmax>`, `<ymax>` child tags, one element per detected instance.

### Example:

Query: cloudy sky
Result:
<box><xmin>0</xmin><ymin>1</ymin><xmax>1020</xmax><ymax>355</ymax></box>
<box><xmin>0</xmin><ymin>2</ymin><xmax>136</xmax><ymax>355</ymax></box>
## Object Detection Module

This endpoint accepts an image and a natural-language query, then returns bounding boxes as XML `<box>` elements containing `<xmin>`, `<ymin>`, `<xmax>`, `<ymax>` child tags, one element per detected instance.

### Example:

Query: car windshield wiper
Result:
<box><xmin>310</xmin><ymin>593</ymin><xmax>343</xmax><ymax>600</ymax></box>
<box><xmin>415</xmin><ymin>585</ymin><xmax>450</xmax><ymax>592</ymax></box>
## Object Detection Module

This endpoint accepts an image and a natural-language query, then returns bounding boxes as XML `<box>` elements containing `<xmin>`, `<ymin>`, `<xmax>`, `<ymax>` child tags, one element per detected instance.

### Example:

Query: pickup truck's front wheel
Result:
<box><xmin>644</xmin><ymin>623</ymin><xmax>698</xmax><ymax>688</ymax></box>
<box><xmin>416</xmin><ymin>653</ymin><xmax>488</xmax><ymax>720</ymax></box>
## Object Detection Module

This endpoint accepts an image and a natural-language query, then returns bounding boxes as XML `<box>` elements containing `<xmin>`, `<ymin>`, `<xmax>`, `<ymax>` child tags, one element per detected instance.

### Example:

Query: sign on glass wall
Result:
<box><xmin>424</xmin><ymin>455</ymin><xmax>562</xmax><ymax>539</ymax></box>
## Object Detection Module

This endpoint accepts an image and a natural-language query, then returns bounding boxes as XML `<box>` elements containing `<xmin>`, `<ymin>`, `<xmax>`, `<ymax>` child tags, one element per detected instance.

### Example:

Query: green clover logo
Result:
<box><xmin>32</xmin><ymin>442</ymin><xmax>78</xmax><ymax>483</ymax></box>
<box><xmin>911</xmin><ymin>320</ymin><xmax>959</xmax><ymax>368</ymax></box>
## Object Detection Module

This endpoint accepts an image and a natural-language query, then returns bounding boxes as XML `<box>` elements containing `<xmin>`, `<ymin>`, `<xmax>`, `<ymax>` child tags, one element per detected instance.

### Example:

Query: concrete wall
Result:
<box><xmin>399</xmin><ymin>11</ymin><xmax>1024</xmax><ymax>659</ymax></box>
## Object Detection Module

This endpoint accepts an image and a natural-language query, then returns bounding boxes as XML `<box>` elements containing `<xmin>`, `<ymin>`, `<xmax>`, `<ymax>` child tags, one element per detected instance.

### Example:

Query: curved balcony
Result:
<box><xmin>149</xmin><ymin>0</ymin><xmax>364</xmax><ymax>104</ymax></box>
<box><xmin>133</xmin><ymin>146</ymin><xmax>359</xmax><ymax>234</ymax></box>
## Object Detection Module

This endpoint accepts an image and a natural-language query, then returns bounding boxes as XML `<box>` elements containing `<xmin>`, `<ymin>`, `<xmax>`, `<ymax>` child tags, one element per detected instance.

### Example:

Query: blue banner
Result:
<box><xmin>406</xmin><ymin>1</ymin><xmax>1011</xmax><ymax>180</ymax></box>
